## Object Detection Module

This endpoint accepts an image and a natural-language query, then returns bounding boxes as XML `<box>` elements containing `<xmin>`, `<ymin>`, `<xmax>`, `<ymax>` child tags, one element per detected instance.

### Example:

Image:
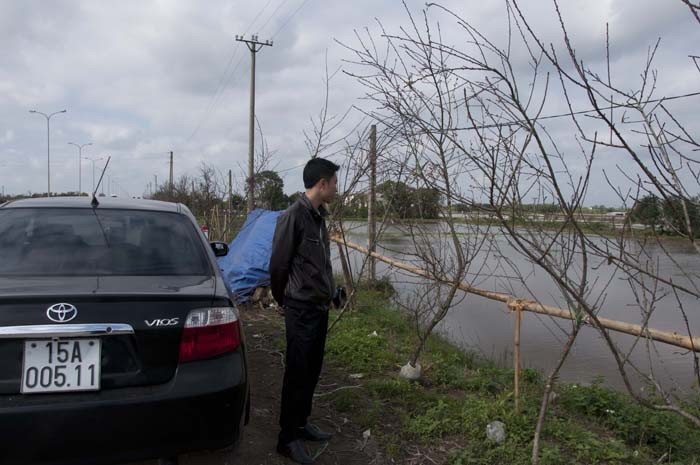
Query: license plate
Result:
<box><xmin>21</xmin><ymin>339</ymin><xmax>101</xmax><ymax>393</ymax></box>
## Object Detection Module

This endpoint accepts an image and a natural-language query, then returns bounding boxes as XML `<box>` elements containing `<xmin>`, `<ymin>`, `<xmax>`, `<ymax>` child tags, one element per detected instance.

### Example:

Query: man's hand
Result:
<box><xmin>332</xmin><ymin>286</ymin><xmax>347</xmax><ymax>309</ymax></box>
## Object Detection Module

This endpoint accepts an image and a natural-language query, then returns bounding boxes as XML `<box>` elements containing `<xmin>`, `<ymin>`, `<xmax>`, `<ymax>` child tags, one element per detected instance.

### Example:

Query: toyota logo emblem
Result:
<box><xmin>46</xmin><ymin>303</ymin><xmax>78</xmax><ymax>323</ymax></box>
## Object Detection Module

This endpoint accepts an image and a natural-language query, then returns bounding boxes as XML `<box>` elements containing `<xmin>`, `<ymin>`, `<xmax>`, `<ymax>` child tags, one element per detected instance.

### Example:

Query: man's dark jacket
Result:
<box><xmin>270</xmin><ymin>194</ymin><xmax>334</xmax><ymax>309</ymax></box>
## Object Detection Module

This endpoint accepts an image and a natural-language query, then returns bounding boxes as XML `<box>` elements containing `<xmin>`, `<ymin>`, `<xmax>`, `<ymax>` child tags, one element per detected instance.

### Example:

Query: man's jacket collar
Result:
<box><xmin>300</xmin><ymin>193</ymin><xmax>330</xmax><ymax>218</ymax></box>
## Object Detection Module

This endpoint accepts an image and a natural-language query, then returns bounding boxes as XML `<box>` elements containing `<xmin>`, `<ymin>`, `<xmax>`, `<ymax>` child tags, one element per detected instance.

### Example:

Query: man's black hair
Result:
<box><xmin>303</xmin><ymin>157</ymin><xmax>340</xmax><ymax>189</ymax></box>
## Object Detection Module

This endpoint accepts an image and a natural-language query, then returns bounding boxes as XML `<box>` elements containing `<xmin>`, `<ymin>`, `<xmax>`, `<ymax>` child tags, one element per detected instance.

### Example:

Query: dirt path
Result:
<box><xmin>131</xmin><ymin>306</ymin><xmax>381</xmax><ymax>465</ymax></box>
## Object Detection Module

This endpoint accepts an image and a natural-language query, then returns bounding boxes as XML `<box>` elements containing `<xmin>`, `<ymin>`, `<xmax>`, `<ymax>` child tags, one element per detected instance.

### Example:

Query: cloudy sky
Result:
<box><xmin>0</xmin><ymin>0</ymin><xmax>697</xmax><ymax>204</ymax></box>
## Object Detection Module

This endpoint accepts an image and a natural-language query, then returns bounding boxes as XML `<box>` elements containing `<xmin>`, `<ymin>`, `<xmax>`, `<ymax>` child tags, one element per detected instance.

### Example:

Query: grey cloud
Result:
<box><xmin>0</xmin><ymin>0</ymin><xmax>697</xmax><ymax>201</ymax></box>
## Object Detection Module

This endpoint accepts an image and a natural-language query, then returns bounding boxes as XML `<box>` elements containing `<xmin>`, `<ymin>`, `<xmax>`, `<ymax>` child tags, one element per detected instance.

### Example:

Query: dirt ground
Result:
<box><xmin>131</xmin><ymin>305</ymin><xmax>382</xmax><ymax>465</ymax></box>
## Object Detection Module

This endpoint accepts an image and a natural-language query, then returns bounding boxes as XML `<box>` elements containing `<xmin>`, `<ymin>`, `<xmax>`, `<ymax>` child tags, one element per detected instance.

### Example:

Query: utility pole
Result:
<box><xmin>228</xmin><ymin>169</ymin><xmax>233</xmax><ymax>208</ymax></box>
<box><xmin>154</xmin><ymin>175</ymin><xmax>158</xmax><ymax>192</ymax></box>
<box><xmin>368</xmin><ymin>124</ymin><xmax>377</xmax><ymax>281</ymax></box>
<box><xmin>228</xmin><ymin>169</ymin><xmax>233</xmax><ymax>233</ymax></box>
<box><xmin>169</xmin><ymin>151</ymin><xmax>174</xmax><ymax>195</ymax></box>
<box><xmin>236</xmin><ymin>34</ymin><xmax>273</xmax><ymax>214</ymax></box>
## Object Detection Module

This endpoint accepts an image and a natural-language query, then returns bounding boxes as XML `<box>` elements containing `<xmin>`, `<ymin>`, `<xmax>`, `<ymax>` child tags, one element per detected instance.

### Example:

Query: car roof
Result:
<box><xmin>1</xmin><ymin>196</ymin><xmax>182</xmax><ymax>213</ymax></box>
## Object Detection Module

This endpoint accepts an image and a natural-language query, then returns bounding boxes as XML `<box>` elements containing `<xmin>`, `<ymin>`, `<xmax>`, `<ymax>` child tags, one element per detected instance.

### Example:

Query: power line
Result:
<box><xmin>183</xmin><ymin>56</ymin><xmax>245</xmax><ymax>145</ymax></box>
<box><xmin>247</xmin><ymin>0</ymin><xmax>276</xmax><ymax>30</ymax></box>
<box><xmin>277</xmin><ymin>89</ymin><xmax>700</xmax><ymax>176</ymax></box>
<box><xmin>447</xmin><ymin>90</ymin><xmax>700</xmax><ymax>132</ymax></box>
<box><xmin>277</xmin><ymin>148</ymin><xmax>348</xmax><ymax>175</ymax></box>
<box><xmin>178</xmin><ymin>0</ymin><xmax>316</xmax><ymax>155</ymax></box>
<box><xmin>271</xmin><ymin>0</ymin><xmax>314</xmax><ymax>39</ymax></box>
<box><xmin>258</xmin><ymin>0</ymin><xmax>292</xmax><ymax>35</ymax></box>
<box><xmin>181</xmin><ymin>0</ymin><xmax>279</xmax><ymax>147</ymax></box>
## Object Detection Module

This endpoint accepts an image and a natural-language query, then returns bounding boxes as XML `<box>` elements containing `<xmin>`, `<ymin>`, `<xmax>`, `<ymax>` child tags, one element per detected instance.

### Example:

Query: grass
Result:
<box><xmin>323</xmin><ymin>284</ymin><xmax>700</xmax><ymax>464</ymax></box>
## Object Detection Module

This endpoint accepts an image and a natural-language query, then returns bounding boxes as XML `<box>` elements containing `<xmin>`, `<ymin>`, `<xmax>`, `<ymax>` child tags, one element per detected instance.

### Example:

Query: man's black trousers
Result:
<box><xmin>278</xmin><ymin>304</ymin><xmax>329</xmax><ymax>445</ymax></box>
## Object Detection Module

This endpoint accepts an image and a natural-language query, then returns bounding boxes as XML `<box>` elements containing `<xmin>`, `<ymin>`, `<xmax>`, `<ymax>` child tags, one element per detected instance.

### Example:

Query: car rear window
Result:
<box><xmin>0</xmin><ymin>208</ymin><xmax>211</xmax><ymax>276</ymax></box>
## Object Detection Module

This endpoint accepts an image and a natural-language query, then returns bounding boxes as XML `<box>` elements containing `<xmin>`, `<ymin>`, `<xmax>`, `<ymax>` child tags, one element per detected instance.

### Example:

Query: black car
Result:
<box><xmin>0</xmin><ymin>197</ymin><xmax>249</xmax><ymax>465</ymax></box>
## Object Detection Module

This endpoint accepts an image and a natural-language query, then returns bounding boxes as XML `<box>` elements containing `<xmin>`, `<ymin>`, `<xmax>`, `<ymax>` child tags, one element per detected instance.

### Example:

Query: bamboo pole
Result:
<box><xmin>330</xmin><ymin>235</ymin><xmax>700</xmax><ymax>353</ymax></box>
<box><xmin>514</xmin><ymin>302</ymin><xmax>522</xmax><ymax>414</ymax></box>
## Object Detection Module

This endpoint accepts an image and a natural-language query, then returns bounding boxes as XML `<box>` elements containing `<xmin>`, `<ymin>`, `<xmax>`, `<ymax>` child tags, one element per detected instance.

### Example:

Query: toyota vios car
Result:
<box><xmin>0</xmin><ymin>197</ymin><xmax>248</xmax><ymax>465</ymax></box>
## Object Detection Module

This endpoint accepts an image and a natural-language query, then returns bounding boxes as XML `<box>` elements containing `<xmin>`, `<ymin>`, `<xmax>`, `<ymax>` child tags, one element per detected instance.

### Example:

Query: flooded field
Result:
<box><xmin>337</xmin><ymin>222</ymin><xmax>700</xmax><ymax>394</ymax></box>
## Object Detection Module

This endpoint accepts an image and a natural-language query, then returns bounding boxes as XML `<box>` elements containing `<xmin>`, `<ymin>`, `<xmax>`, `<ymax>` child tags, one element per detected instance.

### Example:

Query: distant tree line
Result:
<box><xmin>0</xmin><ymin>191</ymin><xmax>88</xmax><ymax>203</ymax></box>
<box><xmin>338</xmin><ymin>180</ymin><xmax>441</xmax><ymax>219</ymax></box>
<box><xmin>630</xmin><ymin>194</ymin><xmax>700</xmax><ymax>238</ymax></box>
<box><xmin>452</xmin><ymin>202</ymin><xmax>621</xmax><ymax>215</ymax></box>
<box><xmin>149</xmin><ymin>166</ymin><xmax>293</xmax><ymax>220</ymax></box>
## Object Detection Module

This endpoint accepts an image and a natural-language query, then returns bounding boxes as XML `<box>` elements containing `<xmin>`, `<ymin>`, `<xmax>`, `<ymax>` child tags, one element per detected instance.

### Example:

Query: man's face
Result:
<box><xmin>319</xmin><ymin>174</ymin><xmax>338</xmax><ymax>203</ymax></box>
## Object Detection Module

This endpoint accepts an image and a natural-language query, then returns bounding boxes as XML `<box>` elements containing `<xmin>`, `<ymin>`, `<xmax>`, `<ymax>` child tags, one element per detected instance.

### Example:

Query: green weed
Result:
<box><xmin>322</xmin><ymin>291</ymin><xmax>700</xmax><ymax>465</ymax></box>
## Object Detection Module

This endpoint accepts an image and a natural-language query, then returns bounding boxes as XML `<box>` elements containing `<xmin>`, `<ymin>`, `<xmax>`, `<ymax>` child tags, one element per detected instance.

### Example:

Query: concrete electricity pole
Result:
<box><xmin>368</xmin><ymin>125</ymin><xmax>377</xmax><ymax>281</ymax></box>
<box><xmin>169</xmin><ymin>151</ymin><xmax>174</xmax><ymax>195</ymax></box>
<box><xmin>228</xmin><ymin>169</ymin><xmax>233</xmax><ymax>209</ymax></box>
<box><xmin>68</xmin><ymin>142</ymin><xmax>92</xmax><ymax>195</ymax></box>
<box><xmin>235</xmin><ymin>34</ymin><xmax>272</xmax><ymax>214</ymax></box>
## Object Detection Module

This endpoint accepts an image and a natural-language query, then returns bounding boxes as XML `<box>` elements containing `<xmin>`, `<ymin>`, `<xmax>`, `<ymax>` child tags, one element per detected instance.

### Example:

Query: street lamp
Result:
<box><xmin>68</xmin><ymin>142</ymin><xmax>92</xmax><ymax>195</ymax></box>
<box><xmin>83</xmin><ymin>156</ymin><xmax>104</xmax><ymax>194</ymax></box>
<box><xmin>29</xmin><ymin>109</ymin><xmax>67</xmax><ymax>197</ymax></box>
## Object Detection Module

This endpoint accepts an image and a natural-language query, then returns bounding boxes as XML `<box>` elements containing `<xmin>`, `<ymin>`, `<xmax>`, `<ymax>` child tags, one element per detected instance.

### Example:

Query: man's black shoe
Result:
<box><xmin>276</xmin><ymin>439</ymin><xmax>314</xmax><ymax>464</ymax></box>
<box><xmin>303</xmin><ymin>423</ymin><xmax>333</xmax><ymax>442</ymax></box>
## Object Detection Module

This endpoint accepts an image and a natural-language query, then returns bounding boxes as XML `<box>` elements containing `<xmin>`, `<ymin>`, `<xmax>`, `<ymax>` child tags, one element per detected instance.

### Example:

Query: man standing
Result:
<box><xmin>270</xmin><ymin>158</ymin><xmax>339</xmax><ymax>464</ymax></box>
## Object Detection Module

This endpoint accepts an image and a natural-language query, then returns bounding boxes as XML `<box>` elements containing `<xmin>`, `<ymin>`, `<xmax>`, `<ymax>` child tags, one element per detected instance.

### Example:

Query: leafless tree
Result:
<box><xmin>341</xmin><ymin>0</ymin><xmax>700</xmax><ymax>462</ymax></box>
<box><xmin>304</xmin><ymin>53</ymin><xmax>354</xmax><ymax>160</ymax></box>
<box><xmin>339</xmin><ymin>15</ymin><xmax>500</xmax><ymax>374</ymax></box>
<box><xmin>506</xmin><ymin>0</ymin><xmax>700</xmax><ymax>438</ymax></box>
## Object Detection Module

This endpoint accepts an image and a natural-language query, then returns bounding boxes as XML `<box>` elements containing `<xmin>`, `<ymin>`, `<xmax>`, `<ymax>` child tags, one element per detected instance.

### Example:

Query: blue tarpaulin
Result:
<box><xmin>217</xmin><ymin>209</ymin><xmax>283</xmax><ymax>303</ymax></box>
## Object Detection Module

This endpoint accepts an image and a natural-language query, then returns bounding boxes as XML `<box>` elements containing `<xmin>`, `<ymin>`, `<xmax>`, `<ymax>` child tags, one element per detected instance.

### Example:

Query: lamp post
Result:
<box><xmin>84</xmin><ymin>156</ymin><xmax>104</xmax><ymax>194</ymax></box>
<box><xmin>29</xmin><ymin>109</ymin><xmax>67</xmax><ymax>197</ymax></box>
<box><xmin>68</xmin><ymin>142</ymin><xmax>92</xmax><ymax>195</ymax></box>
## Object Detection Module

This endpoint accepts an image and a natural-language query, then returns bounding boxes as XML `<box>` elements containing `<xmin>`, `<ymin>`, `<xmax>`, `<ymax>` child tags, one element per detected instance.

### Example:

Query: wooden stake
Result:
<box><xmin>514</xmin><ymin>302</ymin><xmax>522</xmax><ymax>414</ymax></box>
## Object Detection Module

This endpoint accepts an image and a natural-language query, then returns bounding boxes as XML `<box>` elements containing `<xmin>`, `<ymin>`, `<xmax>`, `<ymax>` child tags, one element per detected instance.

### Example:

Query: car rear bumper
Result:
<box><xmin>0</xmin><ymin>350</ymin><xmax>248</xmax><ymax>465</ymax></box>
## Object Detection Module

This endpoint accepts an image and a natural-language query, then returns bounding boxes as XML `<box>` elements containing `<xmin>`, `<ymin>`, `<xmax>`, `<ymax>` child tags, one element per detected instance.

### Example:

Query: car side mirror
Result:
<box><xmin>210</xmin><ymin>241</ymin><xmax>229</xmax><ymax>257</ymax></box>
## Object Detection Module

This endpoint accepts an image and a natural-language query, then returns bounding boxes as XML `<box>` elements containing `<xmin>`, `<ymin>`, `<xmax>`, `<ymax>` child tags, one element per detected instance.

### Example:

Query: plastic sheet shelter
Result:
<box><xmin>217</xmin><ymin>209</ymin><xmax>283</xmax><ymax>303</ymax></box>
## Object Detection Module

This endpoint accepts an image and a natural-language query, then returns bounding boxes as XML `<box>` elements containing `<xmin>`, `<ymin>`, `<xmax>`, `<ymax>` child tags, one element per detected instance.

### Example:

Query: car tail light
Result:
<box><xmin>179</xmin><ymin>307</ymin><xmax>241</xmax><ymax>363</ymax></box>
